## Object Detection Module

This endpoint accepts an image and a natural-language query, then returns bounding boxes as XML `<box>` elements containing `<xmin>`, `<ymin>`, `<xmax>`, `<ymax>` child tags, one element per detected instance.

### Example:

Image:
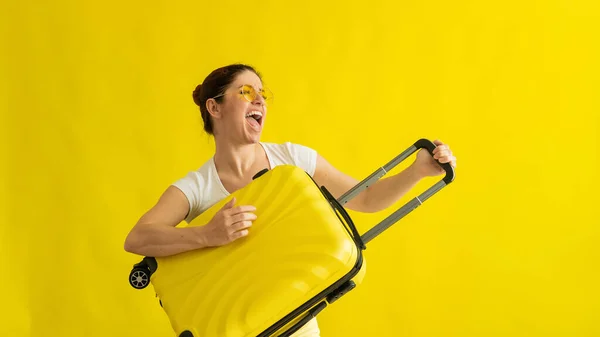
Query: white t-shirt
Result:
<box><xmin>171</xmin><ymin>141</ymin><xmax>321</xmax><ymax>337</ymax></box>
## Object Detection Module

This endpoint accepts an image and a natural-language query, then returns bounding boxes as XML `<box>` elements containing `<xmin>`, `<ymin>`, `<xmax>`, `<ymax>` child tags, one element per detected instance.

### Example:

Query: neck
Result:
<box><xmin>213</xmin><ymin>136</ymin><xmax>261</xmax><ymax>178</ymax></box>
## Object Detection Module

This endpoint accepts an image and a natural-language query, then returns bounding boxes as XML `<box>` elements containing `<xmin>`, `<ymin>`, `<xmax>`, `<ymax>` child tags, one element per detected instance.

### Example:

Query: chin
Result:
<box><xmin>243</xmin><ymin>121</ymin><xmax>264</xmax><ymax>142</ymax></box>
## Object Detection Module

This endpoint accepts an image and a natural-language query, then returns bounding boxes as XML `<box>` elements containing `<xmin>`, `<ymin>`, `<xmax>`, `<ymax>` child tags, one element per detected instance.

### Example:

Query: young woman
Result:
<box><xmin>124</xmin><ymin>64</ymin><xmax>457</xmax><ymax>336</ymax></box>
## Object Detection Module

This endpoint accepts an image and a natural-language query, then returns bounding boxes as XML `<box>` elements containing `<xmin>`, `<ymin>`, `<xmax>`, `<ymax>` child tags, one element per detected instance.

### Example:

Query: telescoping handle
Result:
<box><xmin>337</xmin><ymin>138</ymin><xmax>455</xmax><ymax>245</ymax></box>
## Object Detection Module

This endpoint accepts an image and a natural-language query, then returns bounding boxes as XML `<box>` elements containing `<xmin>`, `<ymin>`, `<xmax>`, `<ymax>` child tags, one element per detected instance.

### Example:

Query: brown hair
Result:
<box><xmin>192</xmin><ymin>64</ymin><xmax>262</xmax><ymax>135</ymax></box>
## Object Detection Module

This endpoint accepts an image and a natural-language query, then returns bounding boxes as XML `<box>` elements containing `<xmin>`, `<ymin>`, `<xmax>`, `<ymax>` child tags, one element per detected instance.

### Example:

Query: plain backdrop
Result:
<box><xmin>1</xmin><ymin>0</ymin><xmax>599</xmax><ymax>336</ymax></box>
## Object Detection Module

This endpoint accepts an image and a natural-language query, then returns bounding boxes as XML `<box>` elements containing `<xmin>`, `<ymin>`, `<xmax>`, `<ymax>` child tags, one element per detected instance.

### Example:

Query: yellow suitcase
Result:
<box><xmin>128</xmin><ymin>139</ymin><xmax>455</xmax><ymax>337</ymax></box>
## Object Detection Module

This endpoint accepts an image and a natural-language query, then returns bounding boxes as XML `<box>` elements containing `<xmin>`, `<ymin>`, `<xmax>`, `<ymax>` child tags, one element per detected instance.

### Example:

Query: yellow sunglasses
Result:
<box><xmin>212</xmin><ymin>84</ymin><xmax>274</xmax><ymax>104</ymax></box>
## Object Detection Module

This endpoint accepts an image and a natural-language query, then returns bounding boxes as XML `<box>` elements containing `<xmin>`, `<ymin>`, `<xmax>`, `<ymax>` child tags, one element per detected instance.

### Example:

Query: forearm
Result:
<box><xmin>361</xmin><ymin>164</ymin><xmax>423</xmax><ymax>213</ymax></box>
<box><xmin>124</xmin><ymin>224</ymin><xmax>207</xmax><ymax>257</ymax></box>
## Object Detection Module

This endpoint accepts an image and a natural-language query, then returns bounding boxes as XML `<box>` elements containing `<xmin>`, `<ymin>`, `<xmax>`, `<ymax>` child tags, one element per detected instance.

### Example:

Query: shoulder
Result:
<box><xmin>172</xmin><ymin>160</ymin><xmax>211</xmax><ymax>188</ymax></box>
<box><xmin>170</xmin><ymin>159</ymin><xmax>215</xmax><ymax>222</ymax></box>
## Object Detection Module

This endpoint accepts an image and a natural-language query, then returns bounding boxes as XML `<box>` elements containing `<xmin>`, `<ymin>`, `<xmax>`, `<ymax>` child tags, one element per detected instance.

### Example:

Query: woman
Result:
<box><xmin>124</xmin><ymin>64</ymin><xmax>457</xmax><ymax>336</ymax></box>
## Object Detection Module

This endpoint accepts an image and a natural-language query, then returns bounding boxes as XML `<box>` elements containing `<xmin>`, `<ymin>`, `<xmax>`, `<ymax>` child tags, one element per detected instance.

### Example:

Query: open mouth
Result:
<box><xmin>245</xmin><ymin>110</ymin><xmax>263</xmax><ymax>130</ymax></box>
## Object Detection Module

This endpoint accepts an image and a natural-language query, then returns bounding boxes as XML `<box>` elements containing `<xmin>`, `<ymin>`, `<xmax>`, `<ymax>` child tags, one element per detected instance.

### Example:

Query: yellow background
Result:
<box><xmin>1</xmin><ymin>0</ymin><xmax>599</xmax><ymax>336</ymax></box>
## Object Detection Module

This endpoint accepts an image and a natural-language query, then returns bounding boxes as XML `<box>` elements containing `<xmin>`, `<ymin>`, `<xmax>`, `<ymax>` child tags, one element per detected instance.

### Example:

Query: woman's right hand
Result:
<box><xmin>198</xmin><ymin>197</ymin><xmax>257</xmax><ymax>247</ymax></box>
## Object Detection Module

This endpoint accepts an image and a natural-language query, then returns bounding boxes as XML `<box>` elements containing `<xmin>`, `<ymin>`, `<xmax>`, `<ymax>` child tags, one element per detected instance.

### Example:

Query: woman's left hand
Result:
<box><xmin>412</xmin><ymin>139</ymin><xmax>457</xmax><ymax>178</ymax></box>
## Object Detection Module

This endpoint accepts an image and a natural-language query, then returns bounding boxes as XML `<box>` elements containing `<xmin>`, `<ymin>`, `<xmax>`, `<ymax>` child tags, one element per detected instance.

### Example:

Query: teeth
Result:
<box><xmin>245</xmin><ymin>111</ymin><xmax>263</xmax><ymax>118</ymax></box>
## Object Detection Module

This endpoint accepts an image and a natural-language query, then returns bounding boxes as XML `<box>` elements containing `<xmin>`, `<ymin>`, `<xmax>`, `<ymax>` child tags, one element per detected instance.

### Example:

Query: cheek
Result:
<box><xmin>223</xmin><ymin>101</ymin><xmax>247</xmax><ymax>121</ymax></box>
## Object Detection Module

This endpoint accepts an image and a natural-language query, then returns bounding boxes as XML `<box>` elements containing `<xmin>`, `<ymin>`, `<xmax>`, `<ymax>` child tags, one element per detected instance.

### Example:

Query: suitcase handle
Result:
<box><xmin>337</xmin><ymin>138</ymin><xmax>455</xmax><ymax>244</ymax></box>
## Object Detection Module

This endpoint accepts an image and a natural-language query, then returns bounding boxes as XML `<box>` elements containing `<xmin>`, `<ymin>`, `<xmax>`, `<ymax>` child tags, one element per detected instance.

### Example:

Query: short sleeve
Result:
<box><xmin>285</xmin><ymin>142</ymin><xmax>318</xmax><ymax>176</ymax></box>
<box><xmin>171</xmin><ymin>171</ymin><xmax>204</xmax><ymax>223</ymax></box>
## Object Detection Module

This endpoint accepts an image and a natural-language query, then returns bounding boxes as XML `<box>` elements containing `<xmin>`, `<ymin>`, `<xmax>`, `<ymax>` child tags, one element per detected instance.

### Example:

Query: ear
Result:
<box><xmin>206</xmin><ymin>98</ymin><xmax>222</xmax><ymax>119</ymax></box>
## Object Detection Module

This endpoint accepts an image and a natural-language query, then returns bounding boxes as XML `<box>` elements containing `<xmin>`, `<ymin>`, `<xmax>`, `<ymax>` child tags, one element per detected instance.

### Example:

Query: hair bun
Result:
<box><xmin>192</xmin><ymin>84</ymin><xmax>202</xmax><ymax>106</ymax></box>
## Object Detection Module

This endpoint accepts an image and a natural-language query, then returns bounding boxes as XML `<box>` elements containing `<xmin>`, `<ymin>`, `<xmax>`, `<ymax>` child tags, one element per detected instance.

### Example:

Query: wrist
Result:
<box><xmin>192</xmin><ymin>226</ymin><xmax>209</xmax><ymax>249</ymax></box>
<box><xmin>407</xmin><ymin>163</ymin><xmax>425</xmax><ymax>181</ymax></box>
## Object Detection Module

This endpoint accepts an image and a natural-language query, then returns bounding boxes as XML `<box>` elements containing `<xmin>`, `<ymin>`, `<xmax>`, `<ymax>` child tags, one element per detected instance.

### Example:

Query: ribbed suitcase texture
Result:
<box><xmin>149</xmin><ymin>165</ymin><xmax>366</xmax><ymax>337</ymax></box>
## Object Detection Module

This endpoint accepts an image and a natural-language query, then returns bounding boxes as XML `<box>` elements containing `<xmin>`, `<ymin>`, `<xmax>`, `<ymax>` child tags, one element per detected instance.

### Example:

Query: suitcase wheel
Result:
<box><xmin>129</xmin><ymin>267</ymin><xmax>150</xmax><ymax>289</ymax></box>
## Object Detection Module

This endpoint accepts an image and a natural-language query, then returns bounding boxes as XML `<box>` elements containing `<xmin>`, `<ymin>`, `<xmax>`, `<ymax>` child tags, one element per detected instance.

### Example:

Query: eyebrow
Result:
<box><xmin>237</xmin><ymin>84</ymin><xmax>263</xmax><ymax>91</ymax></box>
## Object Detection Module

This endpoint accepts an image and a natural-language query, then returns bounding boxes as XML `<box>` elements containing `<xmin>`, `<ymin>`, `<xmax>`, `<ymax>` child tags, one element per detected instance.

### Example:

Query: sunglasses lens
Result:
<box><xmin>241</xmin><ymin>85</ymin><xmax>254</xmax><ymax>102</ymax></box>
<box><xmin>261</xmin><ymin>89</ymin><xmax>272</xmax><ymax>101</ymax></box>
<box><xmin>241</xmin><ymin>85</ymin><xmax>273</xmax><ymax>103</ymax></box>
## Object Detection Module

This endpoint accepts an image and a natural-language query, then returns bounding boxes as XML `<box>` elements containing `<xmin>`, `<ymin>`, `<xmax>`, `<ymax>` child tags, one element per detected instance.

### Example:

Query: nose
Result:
<box><xmin>252</xmin><ymin>93</ymin><xmax>265</xmax><ymax>106</ymax></box>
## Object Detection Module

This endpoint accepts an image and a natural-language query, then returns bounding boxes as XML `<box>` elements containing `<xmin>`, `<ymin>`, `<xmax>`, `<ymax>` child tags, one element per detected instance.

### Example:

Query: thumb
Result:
<box><xmin>222</xmin><ymin>197</ymin><xmax>236</xmax><ymax>209</ymax></box>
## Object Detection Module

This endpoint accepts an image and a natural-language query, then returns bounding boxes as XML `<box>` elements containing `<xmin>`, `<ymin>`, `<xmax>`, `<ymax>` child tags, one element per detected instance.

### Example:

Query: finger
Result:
<box><xmin>230</xmin><ymin>212</ymin><xmax>257</xmax><ymax>223</ymax></box>
<box><xmin>230</xmin><ymin>229</ymin><xmax>249</xmax><ymax>241</ymax></box>
<box><xmin>433</xmin><ymin>139</ymin><xmax>444</xmax><ymax>146</ymax></box>
<box><xmin>432</xmin><ymin>144</ymin><xmax>448</xmax><ymax>155</ymax></box>
<box><xmin>439</xmin><ymin>155</ymin><xmax>456</xmax><ymax>165</ymax></box>
<box><xmin>433</xmin><ymin>149</ymin><xmax>450</xmax><ymax>159</ymax></box>
<box><xmin>227</xmin><ymin>205</ymin><xmax>257</xmax><ymax>216</ymax></box>
<box><xmin>437</xmin><ymin>155</ymin><xmax>453</xmax><ymax>163</ymax></box>
<box><xmin>230</xmin><ymin>220</ymin><xmax>253</xmax><ymax>232</ymax></box>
